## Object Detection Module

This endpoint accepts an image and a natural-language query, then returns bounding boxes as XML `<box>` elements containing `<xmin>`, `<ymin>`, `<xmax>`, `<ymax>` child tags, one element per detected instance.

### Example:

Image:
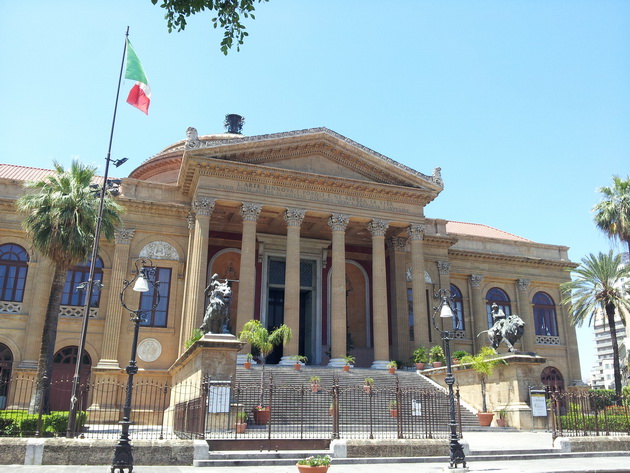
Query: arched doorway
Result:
<box><xmin>541</xmin><ymin>366</ymin><xmax>564</xmax><ymax>391</ymax></box>
<box><xmin>50</xmin><ymin>346</ymin><xmax>92</xmax><ymax>411</ymax></box>
<box><xmin>0</xmin><ymin>343</ymin><xmax>13</xmax><ymax>409</ymax></box>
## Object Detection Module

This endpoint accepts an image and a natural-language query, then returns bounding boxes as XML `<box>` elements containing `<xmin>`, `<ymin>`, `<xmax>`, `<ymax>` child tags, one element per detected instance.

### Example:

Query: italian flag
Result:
<box><xmin>125</xmin><ymin>39</ymin><xmax>151</xmax><ymax>114</ymax></box>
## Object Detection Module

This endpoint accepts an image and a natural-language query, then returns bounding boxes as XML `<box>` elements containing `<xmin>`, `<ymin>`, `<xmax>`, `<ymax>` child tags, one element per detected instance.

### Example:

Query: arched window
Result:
<box><xmin>140</xmin><ymin>267</ymin><xmax>172</xmax><ymax>327</ymax></box>
<box><xmin>541</xmin><ymin>366</ymin><xmax>564</xmax><ymax>391</ymax></box>
<box><xmin>0</xmin><ymin>343</ymin><xmax>13</xmax><ymax>409</ymax></box>
<box><xmin>61</xmin><ymin>257</ymin><xmax>104</xmax><ymax>307</ymax></box>
<box><xmin>450</xmin><ymin>284</ymin><xmax>465</xmax><ymax>331</ymax></box>
<box><xmin>533</xmin><ymin>292</ymin><xmax>558</xmax><ymax>336</ymax></box>
<box><xmin>486</xmin><ymin>287</ymin><xmax>511</xmax><ymax>328</ymax></box>
<box><xmin>0</xmin><ymin>243</ymin><xmax>29</xmax><ymax>302</ymax></box>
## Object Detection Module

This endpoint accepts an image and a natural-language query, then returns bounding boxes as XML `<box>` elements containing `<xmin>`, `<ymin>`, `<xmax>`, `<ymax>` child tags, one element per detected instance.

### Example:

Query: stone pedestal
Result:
<box><xmin>426</xmin><ymin>354</ymin><xmax>549</xmax><ymax>430</ymax></box>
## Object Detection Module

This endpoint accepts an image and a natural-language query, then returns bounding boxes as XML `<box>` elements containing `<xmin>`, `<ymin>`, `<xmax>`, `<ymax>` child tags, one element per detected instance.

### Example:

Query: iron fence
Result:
<box><xmin>549</xmin><ymin>390</ymin><xmax>630</xmax><ymax>439</ymax></box>
<box><xmin>1</xmin><ymin>372</ymin><xmax>453</xmax><ymax>441</ymax></box>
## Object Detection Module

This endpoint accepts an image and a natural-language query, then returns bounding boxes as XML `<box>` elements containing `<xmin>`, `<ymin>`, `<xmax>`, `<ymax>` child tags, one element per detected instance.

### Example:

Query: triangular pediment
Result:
<box><xmin>181</xmin><ymin>127</ymin><xmax>443</xmax><ymax>192</ymax></box>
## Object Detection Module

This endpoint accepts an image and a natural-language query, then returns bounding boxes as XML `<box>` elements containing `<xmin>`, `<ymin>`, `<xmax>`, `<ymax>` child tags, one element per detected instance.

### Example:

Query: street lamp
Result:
<box><xmin>111</xmin><ymin>258</ymin><xmax>160</xmax><ymax>473</ymax></box>
<box><xmin>432</xmin><ymin>288</ymin><xmax>467</xmax><ymax>470</ymax></box>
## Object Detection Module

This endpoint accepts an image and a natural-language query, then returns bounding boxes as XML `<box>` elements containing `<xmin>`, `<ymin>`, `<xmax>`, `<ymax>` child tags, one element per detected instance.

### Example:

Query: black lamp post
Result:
<box><xmin>111</xmin><ymin>258</ymin><xmax>159</xmax><ymax>473</ymax></box>
<box><xmin>432</xmin><ymin>288</ymin><xmax>467</xmax><ymax>470</ymax></box>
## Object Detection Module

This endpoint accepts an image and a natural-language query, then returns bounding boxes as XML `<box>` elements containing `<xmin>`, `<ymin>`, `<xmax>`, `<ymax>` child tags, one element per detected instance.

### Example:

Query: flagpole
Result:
<box><xmin>67</xmin><ymin>25</ymin><xmax>130</xmax><ymax>438</ymax></box>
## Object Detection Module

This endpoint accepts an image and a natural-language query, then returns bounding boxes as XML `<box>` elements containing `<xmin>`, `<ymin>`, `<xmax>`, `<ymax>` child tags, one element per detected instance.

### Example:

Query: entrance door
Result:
<box><xmin>264</xmin><ymin>257</ymin><xmax>318</xmax><ymax>364</ymax></box>
<box><xmin>50</xmin><ymin>346</ymin><xmax>91</xmax><ymax>411</ymax></box>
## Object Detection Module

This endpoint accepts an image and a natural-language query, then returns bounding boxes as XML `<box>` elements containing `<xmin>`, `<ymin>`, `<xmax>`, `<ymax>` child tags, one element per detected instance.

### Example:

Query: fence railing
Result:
<box><xmin>1</xmin><ymin>372</ymin><xmax>453</xmax><ymax>441</ymax></box>
<box><xmin>549</xmin><ymin>390</ymin><xmax>630</xmax><ymax>439</ymax></box>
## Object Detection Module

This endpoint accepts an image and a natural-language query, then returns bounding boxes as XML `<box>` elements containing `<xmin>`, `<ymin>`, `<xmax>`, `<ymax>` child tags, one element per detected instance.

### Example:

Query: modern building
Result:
<box><xmin>0</xmin><ymin>116</ymin><xmax>582</xmax><ymax>411</ymax></box>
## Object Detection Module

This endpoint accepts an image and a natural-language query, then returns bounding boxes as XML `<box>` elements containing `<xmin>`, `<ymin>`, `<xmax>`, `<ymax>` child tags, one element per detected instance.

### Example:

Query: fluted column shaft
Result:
<box><xmin>283</xmin><ymin>209</ymin><xmax>305</xmax><ymax>359</ymax></box>
<box><xmin>178</xmin><ymin>213</ymin><xmax>197</xmax><ymax>353</ymax></box>
<box><xmin>516</xmin><ymin>279</ymin><xmax>533</xmax><ymax>353</ymax></box>
<box><xmin>236</xmin><ymin>203</ymin><xmax>262</xmax><ymax>335</ymax></box>
<box><xmin>388</xmin><ymin>237</ymin><xmax>410</xmax><ymax>361</ymax></box>
<box><xmin>408</xmin><ymin>224</ymin><xmax>429</xmax><ymax>349</ymax></box>
<box><xmin>98</xmin><ymin>228</ymin><xmax>135</xmax><ymax>367</ymax></box>
<box><xmin>328</xmin><ymin>214</ymin><xmax>349</xmax><ymax>364</ymax></box>
<box><xmin>369</xmin><ymin>219</ymin><xmax>390</xmax><ymax>368</ymax></box>
<box><xmin>469</xmin><ymin>274</ymin><xmax>485</xmax><ymax>353</ymax></box>
<box><xmin>21</xmin><ymin>259</ymin><xmax>54</xmax><ymax>367</ymax></box>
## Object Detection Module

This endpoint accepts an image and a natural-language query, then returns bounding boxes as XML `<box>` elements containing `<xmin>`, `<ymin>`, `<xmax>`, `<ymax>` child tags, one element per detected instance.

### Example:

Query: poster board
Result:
<box><xmin>530</xmin><ymin>389</ymin><xmax>547</xmax><ymax>417</ymax></box>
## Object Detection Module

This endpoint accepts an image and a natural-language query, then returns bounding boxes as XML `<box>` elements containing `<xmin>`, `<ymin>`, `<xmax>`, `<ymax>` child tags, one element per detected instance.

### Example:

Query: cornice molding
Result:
<box><xmin>119</xmin><ymin>199</ymin><xmax>189</xmax><ymax>219</ymax></box>
<box><xmin>448</xmin><ymin>248</ymin><xmax>577</xmax><ymax>269</ymax></box>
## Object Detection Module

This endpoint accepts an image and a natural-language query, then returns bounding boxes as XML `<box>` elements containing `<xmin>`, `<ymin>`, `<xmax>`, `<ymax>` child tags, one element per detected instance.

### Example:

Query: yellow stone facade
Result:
<box><xmin>0</xmin><ymin>124</ymin><xmax>581</xmax><ymax>407</ymax></box>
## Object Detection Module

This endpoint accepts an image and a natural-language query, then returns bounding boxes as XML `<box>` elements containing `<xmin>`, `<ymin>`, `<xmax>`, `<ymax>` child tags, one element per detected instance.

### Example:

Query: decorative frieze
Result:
<box><xmin>0</xmin><ymin>301</ymin><xmax>22</xmax><ymax>314</ymax></box>
<box><xmin>328</xmin><ymin>213</ymin><xmax>349</xmax><ymax>232</ymax></box>
<box><xmin>115</xmin><ymin>228</ymin><xmax>135</xmax><ymax>245</ymax></box>
<box><xmin>469</xmin><ymin>274</ymin><xmax>483</xmax><ymax>288</ymax></box>
<box><xmin>240</xmin><ymin>202</ymin><xmax>262</xmax><ymax>221</ymax></box>
<box><xmin>192</xmin><ymin>198</ymin><xmax>215</xmax><ymax>217</ymax></box>
<box><xmin>367</xmin><ymin>219</ymin><xmax>389</xmax><ymax>237</ymax></box>
<box><xmin>60</xmin><ymin>306</ymin><xmax>98</xmax><ymax>318</ymax></box>
<box><xmin>437</xmin><ymin>261</ymin><xmax>451</xmax><ymax>275</ymax></box>
<box><xmin>284</xmin><ymin>208</ymin><xmax>306</xmax><ymax>227</ymax></box>
<box><xmin>139</xmin><ymin>241</ymin><xmax>179</xmax><ymax>261</ymax></box>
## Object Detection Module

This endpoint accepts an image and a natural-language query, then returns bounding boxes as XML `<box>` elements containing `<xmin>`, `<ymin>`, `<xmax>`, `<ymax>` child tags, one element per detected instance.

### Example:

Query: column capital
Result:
<box><xmin>469</xmin><ymin>274</ymin><xmax>483</xmax><ymax>288</ymax></box>
<box><xmin>407</xmin><ymin>223</ymin><xmax>427</xmax><ymax>240</ymax></box>
<box><xmin>240</xmin><ymin>202</ymin><xmax>262</xmax><ymax>221</ymax></box>
<box><xmin>437</xmin><ymin>260</ymin><xmax>451</xmax><ymax>275</ymax></box>
<box><xmin>114</xmin><ymin>228</ymin><xmax>135</xmax><ymax>245</ymax></box>
<box><xmin>387</xmin><ymin>237</ymin><xmax>407</xmax><ymax>252</ymax></box>
<box><xmin>328</xmin><ymin>213</ymin><xmax>349</xmax><ymax>232</ymax></box>
<box><xmin>284</xmin><ymin>208</ymin><xmax>306</xmax><ymax>227</ymax></box>
<box><xmin>192</xmin><ymin>198</ymin><xmax>215</xmax><ymax>217</ymax></box>
<box><xmin>368</xmin><ymin>219</ymin><xmax>389</xmax><ymax>237</ymax></box>
<box><xmin>517</xmin><ymin>278</ymin><xmax>531</xmax><ymax>292</ymax></box>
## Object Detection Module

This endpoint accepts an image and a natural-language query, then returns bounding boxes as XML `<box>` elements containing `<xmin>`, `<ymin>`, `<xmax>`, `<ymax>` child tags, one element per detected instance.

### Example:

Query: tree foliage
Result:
<box><xmin>593</xmin><ymin>175</ymin><xmax>630</xmax><ymax>253</ymax></box>
<box><xmin>17</xmin><ymin>160</ymin><xmax>123</xmax><ymax>413</ymax></box>
<box><xmin>561</xmin><ymin>251</ymin><xmax>630</xmax><ymax>399</ymax></box>
<box><xmin>461</xmin><ymin>346</ymin><xmax>503</xmax><ymax>413</ymax></box>
<box><xmin>151</xmin><ymin>0</ymin><xmax>269</xmax><ymax>54</ymax></box>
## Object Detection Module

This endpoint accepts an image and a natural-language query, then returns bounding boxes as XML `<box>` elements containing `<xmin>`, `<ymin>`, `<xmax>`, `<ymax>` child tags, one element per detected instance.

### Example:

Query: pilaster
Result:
<box><xmin>408</xmin><ymin>224</ymin><xmax>429</xmax><ymax>349</ymax></box>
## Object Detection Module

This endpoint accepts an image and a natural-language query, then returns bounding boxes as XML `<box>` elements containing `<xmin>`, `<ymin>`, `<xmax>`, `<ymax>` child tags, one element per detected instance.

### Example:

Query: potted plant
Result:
<box><xmin>429</xmin><ymin>345</ymin><xmax>445</xmax><ymax>368</ymax></box>
<box><xmin>389</xmin><ymin>400</ymin><xmax>398</xmax><ymax>417</ymax></box>
<box><xmin>296</xmin><ymin>454</ymin><xmax>332</xmax><ymax>473</ymax></box>
<box><xmin>238</xmin><ymin>320</ymin><xmax>292</xmax><ymax>424</ymax></box>
<box><xmin>363</xmin><ymin>377</ymin><xmax>374</xmax><ymax>394</ymax></box>
<box><xmin>496</xmin><ymin>407</ymin><xmax>508</xmax><ymax>427</ymax></box>
<box><xmin>290</xmin><ymin>354</ymin><xmax>308</xmax><ymax>370</ymax></box>
<box><xmin>411</xmin><ymin>346</ymin><xmax>428</xmax><ymax>370</ymax></box>
<box><xmin>235</xmin><ymin>410</ymin><xmax>248</xmax><ymax>433</ymax></box>
<box><xmin>342</xmin><ymin>355</ymin><xmax>355</xmax><ymax>372</ymax></box>
<box><xmin>243</xmin><ymin>353</ymin><xmax>253</xmax><ymax>369</ymax></box>
<box><xmin>451</xmin><ymin>350</ymin><xmax>469</xmax><ymax>365</ymax></box>
<box><xmin>310</xmin><ymin>375</ymin><xmax>321</xmax><ymax>393</ymax></box>
<box><xmin>387</xmin><ymin>360</ymin><xmax>398</xmax><ymax>374</ymax></box>
<box><xmin>461</xmin><ymin>346</ymin><xmax>504</xmax><ymax>426</ymax></box>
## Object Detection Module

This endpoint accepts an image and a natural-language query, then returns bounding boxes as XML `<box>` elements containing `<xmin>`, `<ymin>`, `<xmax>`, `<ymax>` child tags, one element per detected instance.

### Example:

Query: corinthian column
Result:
<box><xmin>97</xmin><ymin>228</ymin><xmax>135</xmax><ymax>368</ymax></box>
<box><xmin>516</xmin><ymin>278</ymin><xmax>533</xmax><ymax>353</ymax></box>
<box><xmin>387</xmin><ymin>237</ymin><xmax>410</xmax><ymax>362</ymax></box>
<box><xmin>408</xmin><ymin>224</ymin><xmax>429</xmax><ymax>349</ymax></box>
<box><xmin>236</xmin><ymin>203</ymin><xmax>262</xmax><ymax>336</ymax></box>
<box><xmin>327</xmin><ymin>213</ymin><xmax>349</xmax><ymax>367</ymax></box>
<box><xmin>369</xmin><ymin>219</ymin><xmax>390</xmax><ymax>369</ymax></box>
<box><xmin>280</xmin><ymin>208</ymin><xmax>305</xmax><ymax>365</ymax></box>
<box><xmin>178</xmin><ymin>213</ymin><xmax>197</xmax><ymax>354</ymax></box>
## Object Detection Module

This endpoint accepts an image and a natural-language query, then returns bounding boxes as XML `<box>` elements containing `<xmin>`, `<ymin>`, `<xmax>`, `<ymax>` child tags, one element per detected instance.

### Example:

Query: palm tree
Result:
<box><xmin>461</xmin><ymin>346</ymin><xmax>503</xmax><ymax>413</ymax></box>
<box><xmin>238</xmin><ymin>319</ymin><xmax>292</xmax><ymax>406</ymax></box>
<box><xmin>17</xmin><ymin>160</ymin><xmax>123</xmax><ymax>413</ymax></box>
<box><xmin>593</xmin><ymin>175</ymin><xmax>630</xmax><ymax>253</ymax></box>
<box><xmin>561</xmin><ymin>251</ymin><xmax>630</xmax><ymax>400</ymax></box>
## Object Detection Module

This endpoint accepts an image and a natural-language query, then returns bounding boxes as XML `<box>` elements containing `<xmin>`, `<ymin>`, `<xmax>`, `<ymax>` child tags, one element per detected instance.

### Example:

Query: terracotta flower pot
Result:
<box><xmin>496</xmin><ymin>418</ymin><xmax>507</xmax><ymax>427</ymax></box>
<box><xmin>390</xmin><ymin>409</ymin><xmax>398</xmax><ymax>418</ymax></box>
<box><xmin>342</xmin><ymin>365</ymin><xmax>350</xmax><ymax>372</ymax></box>
<box><xmin>432</xmin><ymin>361</ymin><xmax>443</xmax><ymax>368</ymax></box>
<box><xmin>311</xmin><ymin>383</ymin><xmax>320</xmax><ymax>393</ymax></box>
<box><xmin>388</xmin><ymin>367</ymin><xmax>396</xmax><ymax>374</ymax></box>
<box><xmin>477</xmin><ymin>412</ymin><xmax>494</xmax><ymax>426</ymax></box>
<box><xmin>235</xmin><ymin>422</ymin><xmax>246</xmax><ymax>433</ymax></box>
<box><xmin>363</xmin><ymin>385</ymin><xmax>372</xmax><ymax>394</ymax></box>
<box><xmin>294</xmin><ymin>363</ymin><xmax>302</xmax><ymax>371</ymax></box>
<box><xmin>253</xmin><ymin>408</ymin><xmax>271</xmax><ymax>425</ymax></box>
<box><xmin>296</xmin><ymin>465</ymin><xmax>329</xmax><ymax>473</ymax></box>
<box><xmin>415</xmin><ymin>362</ymin><xmax>425</xmax><ymax>370</ymax></box>
<box><xmin>243</xmin><ymin>361</ymin><xmax>251</xmax><ymax>369</ymax></box>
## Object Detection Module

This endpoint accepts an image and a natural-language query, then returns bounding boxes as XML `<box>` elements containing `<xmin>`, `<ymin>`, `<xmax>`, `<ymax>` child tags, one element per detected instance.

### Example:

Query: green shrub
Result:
<box><xmin>0</xmin><ymin>410</ymin><xmax>88</xmax><ymax>437</ymax></box>
<box><xmin>559</xmin><ymin>413</ymin><xmax>630</xmax><ymax>432</ymax></box>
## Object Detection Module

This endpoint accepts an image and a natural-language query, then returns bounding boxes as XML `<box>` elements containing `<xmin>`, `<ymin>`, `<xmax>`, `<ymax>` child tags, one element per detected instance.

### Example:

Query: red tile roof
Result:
<box><xmin>0</xmin><ymin>164</ymin><xmax>106</xmax><ymax>184</ymax></box>
<box><xmin>446</xmin><ymin>221</ymin><xmax>531</xmax><ymax>242</ymax></box>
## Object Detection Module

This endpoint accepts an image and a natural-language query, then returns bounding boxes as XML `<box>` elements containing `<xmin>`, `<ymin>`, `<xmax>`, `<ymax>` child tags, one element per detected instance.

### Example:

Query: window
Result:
<box><xmin>450</xmin><ymin>284</ymin><xmax>465</xmax><ymax>331</ymax></box>
<box><xmin>0</xmin><ymin>244</ymin><xmax>29</xmax><ymax>302</ymax></box>
<box><xmin>139</xmin><ymin>267</ymin><xmax>171</xmax><ymax>327</ymax></box>
<box><xmin>486</xmin><ymin>287</ymin><xmax>511</xmax><ymax>328</ymax></box>
<box><xmin>533</xmin><ymin>292</ymin><xmax>558</xmax><ymax>336</ymax></box>
<box><xmin>61</xmin><ymin>257</ymin><xmax>104</xmax><ymax>307</ymax></box>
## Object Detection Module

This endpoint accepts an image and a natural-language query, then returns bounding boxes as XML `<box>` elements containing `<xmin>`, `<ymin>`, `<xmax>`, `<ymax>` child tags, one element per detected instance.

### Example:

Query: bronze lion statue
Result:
<box><xmin>200</xmin><ymin>274</ymin><xmax>232</xmax><ymax>334</ymax></box>
<box><xmin>478</xmin><ymin>314</ymin><xmax>525</xmax><ymax>353</ymax></box>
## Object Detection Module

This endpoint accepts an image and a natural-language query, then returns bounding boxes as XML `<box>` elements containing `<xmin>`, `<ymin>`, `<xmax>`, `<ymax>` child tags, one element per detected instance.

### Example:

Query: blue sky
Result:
<box><xmin>1</xmin><ymin>1</ymin><xmax>629</xmax><ymax>381</ymax></box>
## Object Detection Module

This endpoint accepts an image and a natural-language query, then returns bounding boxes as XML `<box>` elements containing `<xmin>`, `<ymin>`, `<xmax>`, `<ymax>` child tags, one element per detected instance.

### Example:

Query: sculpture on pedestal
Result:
<box><xmin>200</xmin><ymin>274</ymin><xmax>232</xmax><ymax>334</ymax></box>
<box><xmin>479</xmin><ymin>303</ymin><xmax>525</xmax><ymax>352</ymax></box>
